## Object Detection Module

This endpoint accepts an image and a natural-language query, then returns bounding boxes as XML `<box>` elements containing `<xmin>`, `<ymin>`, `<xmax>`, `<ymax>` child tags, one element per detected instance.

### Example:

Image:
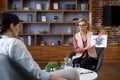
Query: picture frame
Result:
<box><xmin>80</xmin><ymin>3</ymin><xmax>88</xmax><ymax>10</ymax></box>
<box><xmin>41</xmin><ymin>16</ymin><xmax>46</xmax><ymax>22</ymax></box>
<box><xmin>46</xmin><ymin>3</ymin><xmax>49</xmax><ymax>10</ymax></box>
<box><xmin>53</xmin><ymin>3</ymin><xmax>59</xmax><ymax>10</ymax></box>
<box><xmin>36</xmin><ymin>3</ymin><xmax>42</xmax><ymax>10</ymax></box>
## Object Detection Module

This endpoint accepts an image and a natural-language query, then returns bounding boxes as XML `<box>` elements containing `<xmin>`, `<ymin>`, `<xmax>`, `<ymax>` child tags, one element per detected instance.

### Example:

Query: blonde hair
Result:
<box><xmin>77</xmin><ymin>18</ymin><xmax>88</xmax><ymax>24</ymax></box>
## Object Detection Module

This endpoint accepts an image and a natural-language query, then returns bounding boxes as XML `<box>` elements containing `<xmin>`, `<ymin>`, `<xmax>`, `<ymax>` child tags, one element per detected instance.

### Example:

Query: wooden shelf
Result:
<box><xmin>6</xmin><ymin>0</ymin><xmax>92</xmax><ymax>63</ymax></box>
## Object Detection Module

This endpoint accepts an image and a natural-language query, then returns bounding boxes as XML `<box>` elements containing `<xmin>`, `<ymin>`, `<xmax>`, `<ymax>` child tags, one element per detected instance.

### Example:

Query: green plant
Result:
<box><xmin>45</xmin><ymin>62</ymin><xmax>61</xmax><ymax>72</ymax></box>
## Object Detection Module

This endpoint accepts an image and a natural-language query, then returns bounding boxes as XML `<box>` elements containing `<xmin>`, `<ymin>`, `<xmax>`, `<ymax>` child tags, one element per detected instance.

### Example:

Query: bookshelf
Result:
<box><xmin>6</xmin><ymin>0</ymin><xmax>92</xmax><ymax>46</ymax></box>
<box><xmin>6</xmin><ymin>0</ymin><xmax>92</xmax><ymax>64</ymax></box>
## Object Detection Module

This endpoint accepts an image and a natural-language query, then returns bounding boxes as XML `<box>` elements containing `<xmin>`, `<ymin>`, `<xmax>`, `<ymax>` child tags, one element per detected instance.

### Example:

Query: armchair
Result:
<box><xmin>0</xmin><ymin>54</ymin><xmax>38</xmax><ymax>80</ymax></box>
<box><xmin>67</xmin><ymin>48</ymin><xmax>104</xmax><ymax>72</ymax></box>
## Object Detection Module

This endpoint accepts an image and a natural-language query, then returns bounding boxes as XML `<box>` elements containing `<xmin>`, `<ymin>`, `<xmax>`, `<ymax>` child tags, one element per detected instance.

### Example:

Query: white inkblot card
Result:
<box><xmin>91</xmin><ymin>35</ymin><xmax>108</xmax><ymax>47</ymax></box>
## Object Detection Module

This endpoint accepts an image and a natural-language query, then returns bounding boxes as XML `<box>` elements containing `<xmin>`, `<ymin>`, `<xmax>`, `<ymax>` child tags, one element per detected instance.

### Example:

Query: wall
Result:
<box><xmin>1</xmin><ymin>0</ymin><xmax>120</xmax><ymax>45</ymax></box>
<box><xmin>92</xmin><ymin>0</ymin><xmax>120</xmax><ymax>45</ymax></box>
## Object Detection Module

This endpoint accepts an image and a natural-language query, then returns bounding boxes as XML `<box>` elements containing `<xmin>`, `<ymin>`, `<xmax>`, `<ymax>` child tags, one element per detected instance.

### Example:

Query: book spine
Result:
<box><xmin>28</xmin><ymin>36</ymin><xmax>31</xmax><ymax>46</ymax></box>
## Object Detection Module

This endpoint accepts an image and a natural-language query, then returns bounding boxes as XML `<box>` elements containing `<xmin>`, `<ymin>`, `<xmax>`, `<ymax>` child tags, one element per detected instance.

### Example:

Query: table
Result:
<box><xmin>75</xmin><ymin>68</ymin><xmax>98</xmax><ymax>80</ymax></box>
<box><xmin>43</xmin><ymin>66</ymin><xmax>98</xmax><ymax>80</ymax></box>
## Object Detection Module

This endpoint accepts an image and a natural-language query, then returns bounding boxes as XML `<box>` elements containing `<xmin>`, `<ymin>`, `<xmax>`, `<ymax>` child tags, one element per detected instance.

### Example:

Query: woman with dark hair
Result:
<box><xmin>0</xmin><ymin>12</ymin><xmax>80</xmax><ymax>80</ymax></box>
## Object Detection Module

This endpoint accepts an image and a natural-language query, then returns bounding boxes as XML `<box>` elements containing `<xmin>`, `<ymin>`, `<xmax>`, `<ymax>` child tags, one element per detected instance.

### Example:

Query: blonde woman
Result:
<box><xmin>72</xmin><ymin>18</ymin><xmax>98</xmax><ymax>70</ymax></box>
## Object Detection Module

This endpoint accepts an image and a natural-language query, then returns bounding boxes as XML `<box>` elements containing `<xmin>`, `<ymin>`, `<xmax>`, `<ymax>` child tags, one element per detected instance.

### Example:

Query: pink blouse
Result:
<box><xmin>73</xmin><ymin>35</ymin><xmax>90</xmax><ymax>58</ymax></box>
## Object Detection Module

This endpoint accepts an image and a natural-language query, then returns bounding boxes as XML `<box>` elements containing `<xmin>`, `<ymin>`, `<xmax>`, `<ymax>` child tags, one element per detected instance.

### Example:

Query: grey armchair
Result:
<box><xmin>67</xmin><ymin>48</ymin><xmax>104</xmax><ymax>72</ymax></box>
<box><xmin>0</xmin><ymin>54</ymin><xmax>38</xmax><ymax>80</ymax></box>
<box><xmin>94</xmin><ymin>48</ymin><xmax>104</xmax><ymax>72</ymax></box>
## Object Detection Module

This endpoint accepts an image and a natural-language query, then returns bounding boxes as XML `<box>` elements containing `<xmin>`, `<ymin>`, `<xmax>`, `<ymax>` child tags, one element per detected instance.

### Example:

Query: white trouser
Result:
<box><xmin>50</xmin><ymin>68</ymin><xmax>80</xmax><ymax>80</ymax></box>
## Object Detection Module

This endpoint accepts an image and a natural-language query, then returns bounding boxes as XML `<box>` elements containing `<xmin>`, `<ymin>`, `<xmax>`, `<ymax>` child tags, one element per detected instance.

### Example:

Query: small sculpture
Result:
<box><xmin>54</xmin><ymin>16</ymin><xmax>59</xmax><ymax>22</ymax></box>
<box><xmin>40</xmin><ymin>41</ymin><xmax>45</xmax><ymax>46</ymax></box>
<box><xmin>13</xmin><ymin>4</ymin><xmax>17</xmax><ymax>10</ymax></box>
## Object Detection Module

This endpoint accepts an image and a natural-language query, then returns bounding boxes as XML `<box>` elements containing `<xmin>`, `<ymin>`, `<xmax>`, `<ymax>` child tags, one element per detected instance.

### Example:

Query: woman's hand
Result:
<box><xmin>84</xmin><ymin>45</ymin><xmax>95</xmax><ymax>50</ymax></box>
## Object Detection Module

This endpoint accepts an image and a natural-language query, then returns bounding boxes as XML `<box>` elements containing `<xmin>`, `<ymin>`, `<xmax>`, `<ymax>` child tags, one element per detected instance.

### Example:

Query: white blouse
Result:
<box><xmin>0</xmin><ymin>35</ymin><xmax>50</xmax><ymax>80</ymax></box>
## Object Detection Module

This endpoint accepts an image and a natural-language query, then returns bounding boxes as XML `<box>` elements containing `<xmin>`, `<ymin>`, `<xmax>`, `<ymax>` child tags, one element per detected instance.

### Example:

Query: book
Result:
<box><xmin>91</xmin><ymin>35</ymin><xmax>108</xmax><ymax>47</ymax></box>
<box><xmin>28</xmin><ymin>36</ymin><xmax>31</xmax><ymax>46</ymax></box>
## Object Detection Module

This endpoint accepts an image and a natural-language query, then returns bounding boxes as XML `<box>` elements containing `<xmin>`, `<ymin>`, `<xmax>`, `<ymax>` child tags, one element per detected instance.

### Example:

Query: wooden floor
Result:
<box><xmin>97</xmin><ymin>62</ymin><xmax>120</xmax><ymax>80</ymax></box>
<box><xmin>39</xmin><ymin>62</ymin><xmax>120</xmax><ymax>80</ymax></box>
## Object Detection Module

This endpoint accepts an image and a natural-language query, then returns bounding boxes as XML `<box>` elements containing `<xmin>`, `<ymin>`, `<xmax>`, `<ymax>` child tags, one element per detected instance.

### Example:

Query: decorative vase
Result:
<box><xmin>57</xmin><ymin>40</ymin><xmax>61</xmax><ymax>45</ymax></box>
<box><xmin>67</xmin><ymin>26</ymin><xmax>72</xmax><ymax>34</ymax></box>
<box><xmin>13</xmin><ymin>4</ymin><xmax>17</xmax><ymax>10</ymax></box>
